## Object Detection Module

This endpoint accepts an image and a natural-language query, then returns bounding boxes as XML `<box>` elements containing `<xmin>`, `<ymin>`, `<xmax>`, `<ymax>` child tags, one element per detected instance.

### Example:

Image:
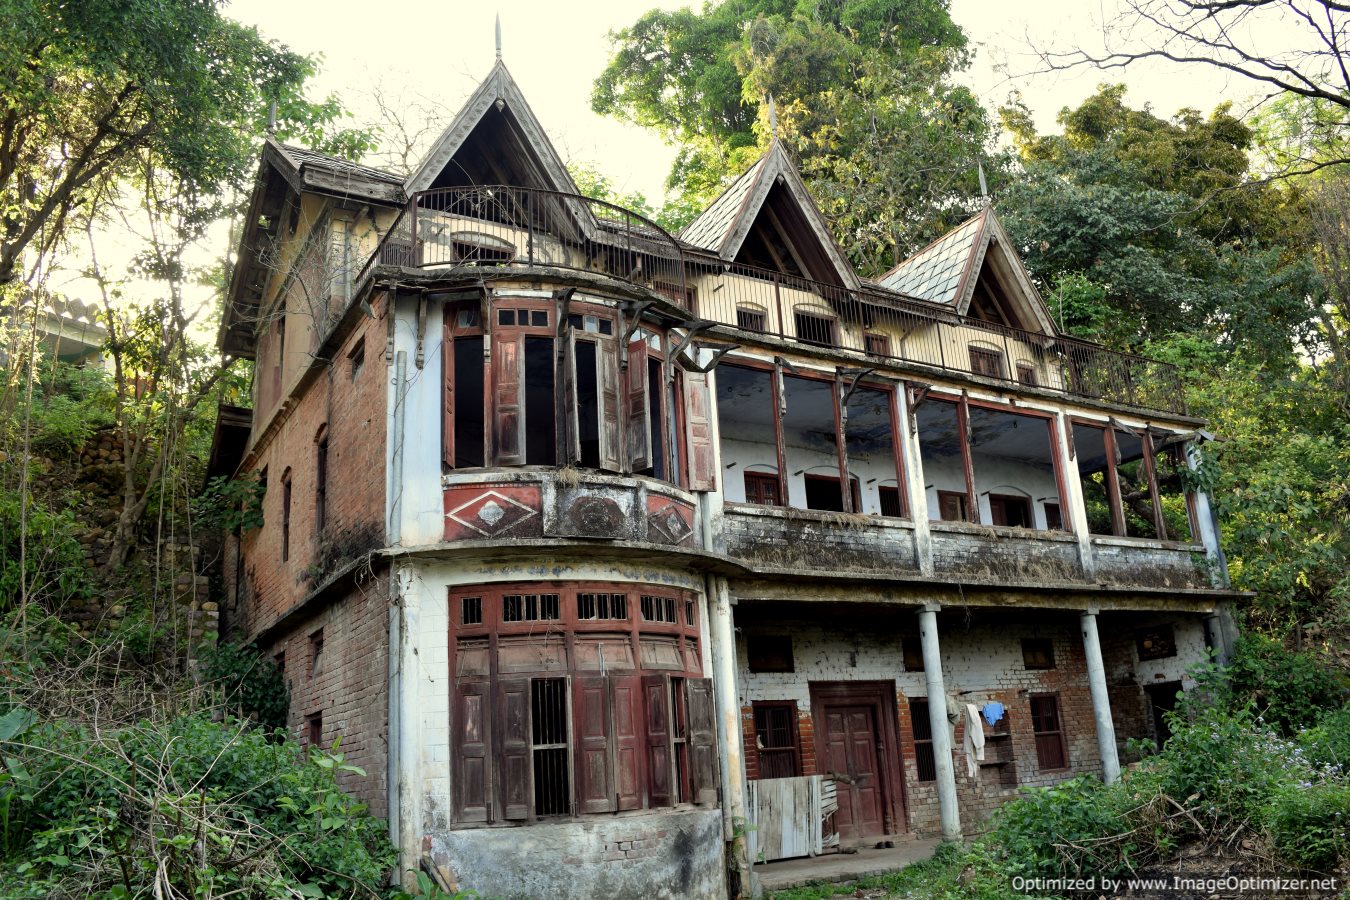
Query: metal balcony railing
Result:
<box><xmin>357</xmin><ymin>186</ymin><xmax>1187</xmax><ymax>416</ymax></box>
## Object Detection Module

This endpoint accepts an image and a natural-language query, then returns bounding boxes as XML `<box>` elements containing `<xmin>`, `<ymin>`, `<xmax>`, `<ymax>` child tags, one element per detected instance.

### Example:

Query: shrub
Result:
<box><xmin>1298</xmin><ymin>706</ymin><xmax>1350</xmax><ymax>775</ymax></box>
<box><xmin>1209</xmin><ymin>634</ymin><xmax>1347</xmax><ymax>735</ymax></box>
<box><xmin>2</xmin><ymin>713</ymin><xmax>394</xmax><ymax>898</ymax></box>
<box><xmin>1262</xmin><ymin>780</ymin><xmax>1350</xmax><ymax>873</ymax></box>
<box><xmin>199</xmin><ymin>641</ymin><xmax>290</xmax><ymax>731</ymax></box>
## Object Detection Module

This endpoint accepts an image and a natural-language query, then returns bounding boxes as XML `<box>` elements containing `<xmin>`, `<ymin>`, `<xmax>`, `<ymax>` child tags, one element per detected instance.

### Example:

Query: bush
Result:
<box><xmin>1298</xmin><ymin>706</ymin><xmax>1350</xmax><ymax>775</ymax></box>
<box><xmin>1</xmin><ymin>712</ymin><xmax>395</xmax><ymax>898</ymax></box>
<box><xmin>0</xmin><ymin>490</ymin><xmax>91</xmax><ymax>611</ymax></box>
<box><xmin>199</xmin><ymin>641</ymin><xmax>290</xmax><ymax>731</ymax></box>
<box><xmin>1211</xmin><ymin>634</ymin><xmax>1346</xmax><ymax>734</ymax></box>
<box><xmin>1262</xmin><ymin>780</ymin><xmax>1350</xmax><ymax>873</ymax></box>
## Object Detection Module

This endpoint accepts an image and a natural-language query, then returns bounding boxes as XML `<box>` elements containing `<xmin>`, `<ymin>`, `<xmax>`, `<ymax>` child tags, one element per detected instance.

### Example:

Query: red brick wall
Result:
<box><xmin>264</xmin><ymin>572</ymin><xmax>390</xmax><ymax>817</ymax></box>
<box><xmin>231</xmin><ymin>302</ymin><xmax>388</xmax><ymax>636</ymax></box>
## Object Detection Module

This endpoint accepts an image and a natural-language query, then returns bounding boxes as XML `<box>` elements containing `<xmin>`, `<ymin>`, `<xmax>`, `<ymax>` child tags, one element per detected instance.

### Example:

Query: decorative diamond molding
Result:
<box><xmin>447</xmin><ymin>490</ymin><xmax>538</xmax><ymax>537</ymax></box>
<box><xmin>647</xmin><ymin>502</ymin><xmax>694</xmax><ymax>545</ymax></box>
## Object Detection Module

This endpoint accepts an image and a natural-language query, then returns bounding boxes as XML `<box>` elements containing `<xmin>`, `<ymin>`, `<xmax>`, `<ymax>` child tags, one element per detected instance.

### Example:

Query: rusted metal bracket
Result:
<box><xmin>683</xmin><ymin>341</ymin><xmax>739</xmax><ymax>373</ymax></box>
<box><xmin>905</xmin><ymin>380</ymin><xmax>932</xmax><ymax>436</ymax></box>
<box><xmin>838</xmin><ymin>366</ymin><xmax>878</xmax><ymax>407</ymax></box>
<box><xmin>670</xmin><ymin>319</ymin><xmax>715</xmax><ymax>365</ymax></box>
<box><xmin>774</xmin><ymin>356</ymin><xmax>798</xmax><ymax>417</ymax></box>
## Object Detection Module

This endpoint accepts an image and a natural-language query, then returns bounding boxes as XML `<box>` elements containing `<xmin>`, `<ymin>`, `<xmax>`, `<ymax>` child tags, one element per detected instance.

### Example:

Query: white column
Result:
<box><xmin>1056</xmin><ymin>410</ymin><xmax>1095</xmax><ymax>578</ymax></box>
<box><xmin>708</xmin><ymin>575</ymin><xmax>751</xmax><ymax>889</ymax></box>
<box><xmin>917</xmin><ymin>604</ymin><xmax>960</xmax><ymax>840</ymax></box>
<box><xmin>897</xmin><ymin>388</ymin><xmax>933</xmax><ymax>576</ymax></box>
<box><xmin>1080</xmin><ymin>609</ymin><xmax>1120</xmax><ymax>784</ymax></box>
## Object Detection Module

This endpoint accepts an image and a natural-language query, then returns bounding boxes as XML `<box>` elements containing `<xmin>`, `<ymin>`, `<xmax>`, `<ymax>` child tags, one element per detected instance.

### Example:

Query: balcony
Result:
<box><xmin>358</xmin><ymin>187</ymin><xmax>1187</xmax><ymax>417</ymax></box>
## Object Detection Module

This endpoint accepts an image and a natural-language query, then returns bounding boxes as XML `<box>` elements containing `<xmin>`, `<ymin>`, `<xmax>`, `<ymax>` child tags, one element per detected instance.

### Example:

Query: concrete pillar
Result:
<box><xmin>708</xmin><ymin>576</ymin><xmax>752</xmax><ymax>894</ymax></box>
<box><xmin>1080</xmin><ymin>610</ymin><xmax>1121</xmax><ymax>784</ymax></box>
<box><xmin>1056</xmin><ymin>410</ymin><xmax>1095</xmax><ymax>579</ymax></box>
<box><xmin>917</xmin><ymin>604</ymin><xmax>960</xmax><ymax>840</ymax></box>
<box><xmin>1187</xmin><ymin>444</ymin><xmax>1231</xmax><ymax>589</ymax></box>
<box><xmin>897</xmin><ymin>387</ymin><xmax>933</xmax><ymax>576</ymax></box>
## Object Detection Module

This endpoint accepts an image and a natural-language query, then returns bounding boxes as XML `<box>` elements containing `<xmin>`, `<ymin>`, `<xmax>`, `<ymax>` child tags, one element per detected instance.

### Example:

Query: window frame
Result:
<box><xmin>908</xmin><ymin>698</ymin><xmax>937</xmax><ymax>782</ymax></box>
<box><xmin>751</xmin><ymin>701</ymin><xmax>802</xmax><ymax>780</ymax></box>
<box><xmin>1069</xmin><ymin>418</ymin><xmax>1197</xmax><ymax>542</ymax></box>
<box><xmin>1029</xmin><ymin>693</ymin><xmax>1068</xmax><ymax>771</ymax></box>
<box><xmin>968</xmin><ymin>344</ymin><xmax>1005</xmax><ymax>380</ymax></box>
<box><xmin>792</xmin><ymin>308</ymin><xmax>838</xmax><ymax>347</ymax></box>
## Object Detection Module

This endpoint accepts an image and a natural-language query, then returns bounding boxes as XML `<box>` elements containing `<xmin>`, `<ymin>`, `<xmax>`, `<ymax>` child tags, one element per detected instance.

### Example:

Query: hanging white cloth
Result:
<box><xmin>963</xmin><ymin>703</ymin><xmax>985</xmax><ymax>778</ymax></box>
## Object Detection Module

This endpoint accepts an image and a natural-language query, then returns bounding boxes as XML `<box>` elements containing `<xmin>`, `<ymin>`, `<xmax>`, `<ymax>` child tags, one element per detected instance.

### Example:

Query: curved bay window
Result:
<box><xmin>443</xmin><ymin>297</ymin><xmax>690</xmax><ymax>484</ymax></box>
<box><xmin>450</xmin><ymin>583</ymin><xmax>715</xmax><ymax>824</ymax></box>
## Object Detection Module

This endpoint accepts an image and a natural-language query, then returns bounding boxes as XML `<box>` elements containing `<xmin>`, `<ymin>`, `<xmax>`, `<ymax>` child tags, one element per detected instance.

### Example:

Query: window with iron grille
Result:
<box><xmin>1030</xmin><ymin>694</ymin><xmax>1067</xmax><ymax>770</ymax></box>
<box><xmin>503</xmin><ymin>593</ymin><xmax>561</xmax><ymax>622</ymax></box>
<box><xmin>1016</xmin><ymin>362</ymin><xmax>1039</xmax><ymax>386</ymax></box>
<box><xmin>743</xmin><ymin>470</ymin><xmax>782</xmax><ymax>506</ymax></box>
<box><xmin>909</xmin><ymin>699</ymin><xmax>937</xmax><ymax>781</ymax></box>
<box><xmin>640</xmin><ymin>594</ymin><xmax>677</xmax><ymax>624</ymax></box>
<box><xmin>280</xmin><ymin>472</ymin><xmax>292</xmax><ymax>562</ymax></box>
<box><xmin>753</xmin><ymin>703</ymin><xmax>801</xmax><ymax>779</ymax></box>
<box><xmin>737</xmin><ymin>307</ymin><xmax>768</xmax><ymax>332</ymax></box>
<box><xmin>793</xmin><ymin>309</ymin><xmax>837</xmax><ymax>346</ymax></box>
<box><xmin>879</xmin><ymin>486</ymin><xmax>904</xmax><ymax>518</ymax></box>
<box><xmin>315</xmin><ymin>434</ymin><xmax>328</xmax><ymax>533</ymax></box>
<box><xmin>578</xmin><ymin>593</ymin><xmax>628</xmax><ymax>620</ymax></box>
<box><xmin>969</xmin><ymin>346</ymin><xmax>1005</xmax><ymax>379</ymax></box>
<box><xmin>531</xmin><ymin>678</ymin><xmax>571</xmax><ymax>816</ymax></box>
<box><xmin>461</xmin><ymin>596</ymin><xmax>482</xmax><ymax>626</ymax></box>
<box><xmin>865</xmin><ymin>332</ymin><xmax>890</xmax><ymax>356</ymax></box>
<box><xmin>1021</xmin><ymin>638</ymin><xmax>1055</xmax><ymax>670</ymax></box>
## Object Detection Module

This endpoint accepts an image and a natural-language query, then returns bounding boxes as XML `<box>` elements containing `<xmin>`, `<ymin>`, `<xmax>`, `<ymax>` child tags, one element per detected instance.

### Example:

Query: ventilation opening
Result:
<box><xmin>531</xmin><ymin>678</ymin><xmax>570</xmax><ymax>816</ymax></box>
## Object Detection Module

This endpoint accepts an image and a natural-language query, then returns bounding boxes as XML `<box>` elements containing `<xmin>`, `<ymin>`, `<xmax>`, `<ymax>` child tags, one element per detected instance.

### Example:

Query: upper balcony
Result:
<box><xmin>357</xmin><ymin>186</ymin><xmax>1188</xmax><ymax>418</ymax></box>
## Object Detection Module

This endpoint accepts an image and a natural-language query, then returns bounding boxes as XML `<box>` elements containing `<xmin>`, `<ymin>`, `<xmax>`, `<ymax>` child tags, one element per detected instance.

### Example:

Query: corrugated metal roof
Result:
<box><xmin>878</xmin><ymin>211</ymin><xmax>987</xmax><ymax>305</ymax></box>
<box><xmin>678</xmin><ymin>156</ymin><xmax>766</xmax><ymax>253</ymax></box>
<box><xmin>277</xmin><ymin>144</ymin><xmax>404</xmax><ymax>186</ymax></box>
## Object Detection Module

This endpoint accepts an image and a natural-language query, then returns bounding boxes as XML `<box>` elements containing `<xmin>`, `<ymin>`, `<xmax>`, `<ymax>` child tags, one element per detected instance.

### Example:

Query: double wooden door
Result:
<box><xmin>811</xmin><ymin>682</ymin><xmax>906</xmax><ymax>844</ymax></box>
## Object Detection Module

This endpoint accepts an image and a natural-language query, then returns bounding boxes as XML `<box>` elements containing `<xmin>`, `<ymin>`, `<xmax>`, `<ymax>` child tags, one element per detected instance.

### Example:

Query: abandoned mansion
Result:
<box><xmin>208</xmin><ymin>58</ymin><xmax>1242</xmax><ymax>898</ymax></box>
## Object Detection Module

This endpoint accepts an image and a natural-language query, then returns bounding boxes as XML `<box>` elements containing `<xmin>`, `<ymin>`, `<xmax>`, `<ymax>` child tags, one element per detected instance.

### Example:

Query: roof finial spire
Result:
<box><xmin>977</xmin><ymin>157</ymin><xmax>990</xmax><ymax>205</ymax></box>
<box><xmin>495</xmin><ymin>13</ymin><xmax>502</xmax><ymax>59</ymax></box>
<box><xmin>768</xmin><ymin>94</ymin><xmax>778</xmax><ymax>141</ymax></box>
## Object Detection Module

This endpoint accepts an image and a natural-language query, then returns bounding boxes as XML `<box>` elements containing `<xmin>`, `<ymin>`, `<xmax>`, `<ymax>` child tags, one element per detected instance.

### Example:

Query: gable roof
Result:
<box><xmin>679</xmin><ymin>142</ymin><xmax>859</xmax><ymax>289</ymax></box>
<box><xmin>405</xmin><ymin>59</ymin><xmax>579</xmax><ymax>196</ymax></box>
<box><xmin>877</xmin><ymin>206</ymin><xmax>1057</xmax><ymax>335</ymax></box>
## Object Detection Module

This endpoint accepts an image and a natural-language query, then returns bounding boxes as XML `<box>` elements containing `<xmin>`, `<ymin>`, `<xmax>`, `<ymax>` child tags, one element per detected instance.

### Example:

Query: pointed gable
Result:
<box><xmin>680</xmin><ymin>143</ymin><xmax>859</xmax><ymax>289</ymax></box>
<box><xmin>877</xmin><ymin>207</ymin><xmax>1057</xmax><ymax>335</ymax></box>
<box><xmin>406</xmin><ymin>60</ymin><xmax>579</xmax><ymax>195</ymax></box>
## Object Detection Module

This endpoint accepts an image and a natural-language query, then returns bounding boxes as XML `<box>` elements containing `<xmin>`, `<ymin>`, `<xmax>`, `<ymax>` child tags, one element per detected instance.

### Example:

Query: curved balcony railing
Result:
<box><xmin>357</xmin><ymin>185</ymin><xmax>691</xmax><ymax>310</ymax></box>
<box><xmin>358</xmin><ymin>186</ymin><xmax>1186</xmax><ymax>415</ymax></box>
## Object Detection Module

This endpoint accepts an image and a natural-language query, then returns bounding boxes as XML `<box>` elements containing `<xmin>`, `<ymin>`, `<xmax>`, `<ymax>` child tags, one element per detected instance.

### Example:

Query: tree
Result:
<box><xmin>1030</xmin><ymin>0</ymin><xmax>1350</xmax><ymax>177</ymax></box>
<box><xmin>0</xmin><ymin>0</ymin><xmax>362</xmax><ymax>287</ymax></box>
<box><xmin>996</xmin><ymin>85</ymin><xmax>1318</xmax><ymax>357</ymax></box>
<box><xmin>593</xmin><ymin>0</ymin><xmax>976</xmax><ymax>248</ymax></box>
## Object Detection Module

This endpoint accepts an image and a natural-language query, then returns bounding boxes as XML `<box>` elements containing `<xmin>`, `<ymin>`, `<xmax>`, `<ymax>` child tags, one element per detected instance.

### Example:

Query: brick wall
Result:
<box><xmin>229</xmin><ymin>304</ymin><xmax>388</xmax><ymax>637</ymax></box>
<box><xmin>264</xmin><ymin>572</ymin><xmax>390</xmax><ymax>817</ymax></box>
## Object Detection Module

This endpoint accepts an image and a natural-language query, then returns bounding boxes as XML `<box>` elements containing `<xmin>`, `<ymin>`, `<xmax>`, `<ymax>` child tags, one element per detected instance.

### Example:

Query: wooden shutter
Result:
<box><xmin>562</xmin><ymin>329</ymin><xmax>580</xmax><ymax>464</ymax></box>
<box><xmin>643</xmin><ymin>674</ymin><xmax>674</xmax><ymax>807</ymax></box>
<box><xmin>685</xmin><ymin>677</ymin><xmax>719</xmax><ymax>805</ymax></box>
<box><xmin>613</xmin><ymin>674</ymin><xmax>643</xmax><ymax>811</ymax></box>
<box><xmin>442</xmin><ymin>319</ymin><xmax>455</xmax><ymax>468</ymax></box>
<box><xmin>497</xmin><ymin>678</ymin><xmax>532</xmax><ymax>820</ymax></box>
<box><xmin>626</xmin><ymin>340</ymin><xmax>651</xmax><ymax>471</ymax></box>
<box><xmin>492</xmin><ymin>334</ymin><xmax>524</xmax><ymax>465</ymax></box>
<box><xmin>684</xmin><ymin>370</ymin><xmax>716</xmax><ymax>491</ymax></box>
<box><xmin>453</xmin><ymin>679</ymin><xmax>490</xmax><ymax>822</ymax></box>
<box><xmin>599</xmin><ymin>339</ymin><xmax>622</xmax><ymax>472</ymax></box>
<box><xmin>573</xmin><ymin>676</ymin><xmax>617</xmax><ymax>814</ymax></box>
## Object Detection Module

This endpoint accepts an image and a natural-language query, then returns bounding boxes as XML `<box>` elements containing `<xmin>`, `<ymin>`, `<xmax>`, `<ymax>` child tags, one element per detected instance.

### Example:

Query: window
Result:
<box><xmin>988</xmin><ymin>494</ymin><xmax>1032</xmax><ymax>528</ymax></box>
<box><xmin>793</xmin><ymin>309</ymin><xmax>837</xmax><ymax>346</ymax></box>
<box><xmin>274</xmin><ymin>651</ymin><xmax>285</xmax><ymax>678</ymax></box>
<box><xmin>449</xmin><ymin>584</ymin><xmax>712</xmax><ymax>823</ymax></box>
<box><xmin>274</xmin><ymin>316</ymin><xmax>286</xmax><ymax>400</ymax></box>
<box><xmin>640</xmin><ymin>594</ymin><xmax>677</xmax><ymax>624</ymax></box>
<box><xmin>1136</xmin><ymin>625</ymin><xmax>1177</xmax><ymax>661</ymax></box>
<box><xmin>1044</xmin><ymin>502</ymin><xmax>1063</xmax><ymax>531</ymax></box>
<box><xmin>1016</xmin><ymin>362</ymin><xmax>1039</xmax><ymax>386</ymax></box>
<box><xmin>803</xmin><ymin>474</ymin><xmax>861</xmax><ymax>512</ymax></box>
<box><xmin>909</xmin><ymin>699</ymin><xmax>937</xmax><ymax>781</ymax></box>
<box><xmin>451</xmin><ymin>335</ymin><xmax>485</xmax><ymax>467</ymax></box>
<box><xmin>348</xmin><ymin>338</ymin><xmax>365</xmax><ymax>381</ymax></box>
<box><xmin>1030</xmin><ymin>694</ymin><xmax>1067</xmax><ymax>770</ymax></box>
<box><xmin>878</xmin><ymin>486</ymin><xmax>904</xmax><ymax>518</ymax></box>
<box><xmin>968</xmin><ymin>345</ymin><xmax>1004</xmax><ymax>379</ymax></box>
<box><xmin>281</xmin><ymin>471</ymin><xmax>292</xmax><ymax>561</ymax></box>
<box><xmin>1073</xmin><ymin>422</ymin><xmax>1192</xmax><ymax>541</ymax></box>
<box><xmin>901</xmin><ymin>637</ymin><xmax>924</xmax><ymax>672</ymax></box>
<box><xmin>747</xmin><ymin>635</ymin><xmax>794</xmax><ymax>673</ymax></box>
<box><xmin>315</xmin><ymin>433</ymin><xmax>328</xmax><ymax>533</ymax></box>
<box><xmin>753</xmin><ymin>703</ymin><xmax>801</xmax><ymax>779</ymax></box>
<box><xmin>737</xmin><ymin>307</ymin><xmax>768</xmax><ymax>332</ymax></box>
<box><xmin>865</xmin><ymin>332</ymin><xmax>891</xmax><ymax>356</ymax></box>
<box><xmin>743</xmin><ymin>471</ymin><xmax>781</xmax><ymax>506</ymax></box>
<box><xmin>1021</xmin><ymin>638</ymin><xmax>1055</xmax><ymax>670</ymax></box>
<box><xmin>309</xmin><ymin>628</ymin><xmax>324</xmax><ymax>675</ymax></box>
<box><xmin>936</xmin><ymin>490</ymin><xmax>968</xmax><ymax>522</ymax></box>
<box><xmin>306</xmin><ymin>712</ymin><xmax>322</xmax><ymax>747</ymax></box>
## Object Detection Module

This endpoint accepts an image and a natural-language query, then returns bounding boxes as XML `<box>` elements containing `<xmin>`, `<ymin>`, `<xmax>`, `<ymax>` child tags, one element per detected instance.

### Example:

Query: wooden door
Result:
<box><xmin>821</xmin><ymin>704</ymin><xmax>885</xmax><ymax>843</ymax></box>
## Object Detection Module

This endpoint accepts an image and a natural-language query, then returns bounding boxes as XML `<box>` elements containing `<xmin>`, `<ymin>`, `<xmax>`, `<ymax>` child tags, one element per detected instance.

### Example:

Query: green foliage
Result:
<box><xmin>1192</xmin><ymin>634</ymin><xmax>1346</xmax><ymax>735</ymax></box>
<box><xmin>766</xmin><ymin>840</ymin><xmax>1032</xmax><ymax>900</ymax></box>
<box><xmin>0</xmin><ymin>488</ymin><xmax>92</xmax><ymax>611</ymax></box>
<box><xmin>194</xmin><ymin>473</ymin><xmax>266</xmax><ymax>534</ymax></box>
<box><xmin>199</xmin><ymin>642</ymin><xmax>289</xmax><ymax>732</ymax></box>
<box><xmin>1298</xmin><ymin>706</ymin><xmax>1350</xmax><ymax>775</ymax></box>
<box><xmin>1262</xmin><ymin>780</ymin><xmax>1350</xmax><ymax>873</ymax></box>
<box><xmin>1</xmin><ymin>713</ymin><xmax>394</xmax><ymax>898</ymax></box>
<box><xmin>20</xmin><ymin>362</ymin><xmax>117</xmax><ymax>459</ymax></box>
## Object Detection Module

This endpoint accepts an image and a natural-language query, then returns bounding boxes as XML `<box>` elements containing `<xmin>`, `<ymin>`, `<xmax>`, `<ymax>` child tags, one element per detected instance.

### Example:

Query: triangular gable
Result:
<box><xmin>406</xmin><ymin>59</ymin><xmax>580</xmax><ymax>196</ymax></box>
<box><xmin>680</xmin><ymin>143</ymin><xmax>859</xmax><ymax>289</ymax></box>
<box><xmin>878</xmin><ymin>207</ymin><xmax>1056</xmax><ymax>335</ymax></box>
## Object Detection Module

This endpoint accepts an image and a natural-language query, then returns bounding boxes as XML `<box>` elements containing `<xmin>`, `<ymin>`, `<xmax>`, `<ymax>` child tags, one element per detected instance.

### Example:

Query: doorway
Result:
<box><xmin>1145</xmin><ymin>681</ymin><xmax>1182</xmax><ymax>749</ymax></box>
<box><xmin>809</xmin><ymin>681</ymin><xmax>906</xmax><ymax>844</ymax></box>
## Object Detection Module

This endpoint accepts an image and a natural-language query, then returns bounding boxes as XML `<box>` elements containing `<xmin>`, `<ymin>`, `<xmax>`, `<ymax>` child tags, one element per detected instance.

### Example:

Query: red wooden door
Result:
<box><xmin>822</xmin><ymin>704</ymin><xmax>886</xmax><ymax>843</ymax></box>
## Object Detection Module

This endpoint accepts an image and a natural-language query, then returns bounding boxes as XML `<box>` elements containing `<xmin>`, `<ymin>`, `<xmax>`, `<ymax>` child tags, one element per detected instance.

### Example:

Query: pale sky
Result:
<box><xmin>224</xmin><ymin>0</ymin><xmax>1258</xmax><ymax>204</ymax></box>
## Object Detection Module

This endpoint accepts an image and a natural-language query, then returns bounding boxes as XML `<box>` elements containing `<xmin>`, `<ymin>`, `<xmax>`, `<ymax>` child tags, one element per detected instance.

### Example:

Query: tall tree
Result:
<box><xmin>997</xmin><ymin>86</ymin><xmax>1317</xmax><ymax>357</ymax></box>
<box><xmin>592</xmin><ymin>0</ymin><xmax>984</xmax><ymax>261</ymax></box>
<box><xmin>0</xmin><ymin>0</ymin><xmax>360</xmax><ymax>286</ymax></box>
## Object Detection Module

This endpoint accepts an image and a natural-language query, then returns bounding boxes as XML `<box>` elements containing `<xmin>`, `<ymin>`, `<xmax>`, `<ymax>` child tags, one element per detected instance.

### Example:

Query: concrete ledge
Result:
<box><xmin>753</xmin><ymin>838</ymin><xmax>943</xmax><ymax>893</ymax></box>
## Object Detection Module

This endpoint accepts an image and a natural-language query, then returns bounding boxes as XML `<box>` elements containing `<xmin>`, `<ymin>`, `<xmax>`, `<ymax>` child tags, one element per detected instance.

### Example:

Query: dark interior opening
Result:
<box><xmin>575</xmin><ymin>340</ymin><xmax>600</xmax><ymax>467</ymax></box>
<box><xmin>524</xmin><ymin>336</ymin><xmax>555</xmax><ymax>465</ymax></box>
<box><xmin>453</xmin><ymin>336</ymin><xmax>484</xmax><ymax>467</ymax></box>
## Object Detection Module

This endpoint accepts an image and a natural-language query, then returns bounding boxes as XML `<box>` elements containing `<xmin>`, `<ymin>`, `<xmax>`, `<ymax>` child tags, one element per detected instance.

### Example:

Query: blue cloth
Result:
<box><xmin>982</xmin><ymin>702</ymin><xmax>1005</xmax><ymax>727</ymax></box>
